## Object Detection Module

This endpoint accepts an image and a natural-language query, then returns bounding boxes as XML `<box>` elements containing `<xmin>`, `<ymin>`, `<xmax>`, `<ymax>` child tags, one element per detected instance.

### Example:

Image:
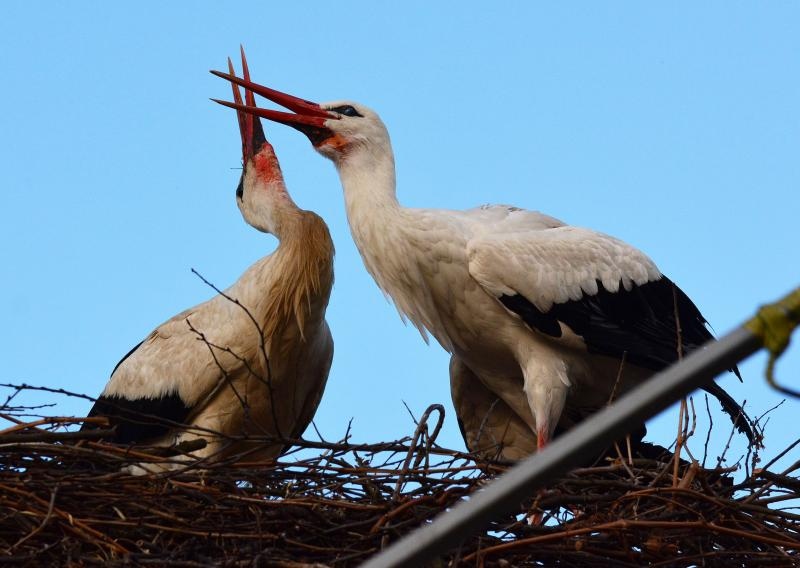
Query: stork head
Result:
<box><xmin>211</xmin><ymin>69</ymin><xmax>391</xmax><ymax>167</ymax></box>
<box><xmin>225</xmin><ymin>48</ymin><xmax>295</xmax><ymax>236</ymax></box>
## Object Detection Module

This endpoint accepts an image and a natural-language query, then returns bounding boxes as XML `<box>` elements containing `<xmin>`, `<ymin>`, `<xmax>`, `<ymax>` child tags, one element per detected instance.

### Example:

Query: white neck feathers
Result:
<box><xmin>333</xmin><ymin>146</ymin><xmax>452</xmax><ymax>349</ymax></box>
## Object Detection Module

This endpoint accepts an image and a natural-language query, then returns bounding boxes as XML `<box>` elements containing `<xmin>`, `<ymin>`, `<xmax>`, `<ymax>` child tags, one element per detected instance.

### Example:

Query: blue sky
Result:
<box><xmin>1</xmin><ymin>3</ymin><xmax>798</xmax><ymax>469</ymax></box>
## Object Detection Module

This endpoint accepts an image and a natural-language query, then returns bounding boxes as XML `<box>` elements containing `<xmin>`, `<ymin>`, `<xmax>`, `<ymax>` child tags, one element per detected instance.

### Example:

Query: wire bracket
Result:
<box><xmin>745</xmin><ymin>287</ymin><xmax>800</xmax><ymax>397</ymax></box>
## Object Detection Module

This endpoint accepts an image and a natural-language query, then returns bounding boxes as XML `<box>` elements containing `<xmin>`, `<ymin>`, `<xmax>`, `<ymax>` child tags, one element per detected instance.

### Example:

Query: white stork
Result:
<box><xmin>212</xmin><ymin>71</ymin><xmax>756</xmax><ymax>457</ymax></box>
<box><xmin>84</xmin><ymin>51</ymin><xmax>334</xmax><ymax>463</ymax></box>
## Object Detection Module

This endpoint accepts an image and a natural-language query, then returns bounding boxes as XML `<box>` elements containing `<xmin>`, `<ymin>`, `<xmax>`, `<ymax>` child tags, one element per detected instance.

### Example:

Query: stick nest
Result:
<box><xmin>1</xmin><ymin>385</ymin><xmax>798</xmax><ymax>567</ymax></box>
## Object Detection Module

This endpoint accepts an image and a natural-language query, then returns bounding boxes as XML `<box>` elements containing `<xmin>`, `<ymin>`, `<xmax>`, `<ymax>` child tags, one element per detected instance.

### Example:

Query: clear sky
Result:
<box><xmin>1</xmin><ymin>3</ymin><xmax>798</xmax><ymax>470</ymax></box>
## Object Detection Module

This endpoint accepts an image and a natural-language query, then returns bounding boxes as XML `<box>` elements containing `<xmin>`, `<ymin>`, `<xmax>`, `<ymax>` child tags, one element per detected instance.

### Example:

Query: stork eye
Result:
<box><xmin>331</xmin><ymin>105</ymin><xmax>361</xmax><ymax>117</ymax></box>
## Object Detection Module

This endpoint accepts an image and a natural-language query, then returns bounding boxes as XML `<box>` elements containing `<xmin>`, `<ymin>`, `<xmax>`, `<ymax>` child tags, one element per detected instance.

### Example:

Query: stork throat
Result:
<box><xmin>288</xmin><ymin>123</ymin><xmax>335</xmax><ymax>147</ymax></box>
<box><xmin>254</xmin><ymin>149</ymin><xmax>284</xmax><ymax>184</ymax></box>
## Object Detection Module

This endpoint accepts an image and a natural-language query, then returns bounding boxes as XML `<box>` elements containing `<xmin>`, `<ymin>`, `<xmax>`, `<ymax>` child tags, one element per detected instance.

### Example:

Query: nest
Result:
<box><xmin>1</xmin><ymin>385</ymin><xmax>799</xmax><ymax>567</ymax></box>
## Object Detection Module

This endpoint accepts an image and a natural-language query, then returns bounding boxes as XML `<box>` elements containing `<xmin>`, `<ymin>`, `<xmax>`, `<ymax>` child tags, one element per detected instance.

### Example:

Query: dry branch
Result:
<box><xmin>1</xmin><ymin>385</ymin><xmax>798</xmax><ymax>567</ymax></box>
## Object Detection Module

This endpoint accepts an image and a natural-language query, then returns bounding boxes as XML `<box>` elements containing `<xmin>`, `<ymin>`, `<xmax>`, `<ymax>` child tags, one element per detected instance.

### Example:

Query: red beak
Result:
<box><xmin>211</xmin><ymin>61</ymin><xmax>337</xmax><ymax>146</ymax></box>
<box><xmin>228</xmin><ymin>47</ymin><xmax>266</xmax><ymax>163</ymax></box>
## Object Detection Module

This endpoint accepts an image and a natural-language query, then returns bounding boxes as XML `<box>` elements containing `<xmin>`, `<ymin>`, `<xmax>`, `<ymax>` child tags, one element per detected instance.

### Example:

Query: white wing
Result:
<box><xmin>467</xmin><ymin>224</ymin><xmax>661</xmax><ymax>313</ymax></box>
<box><xmin>454</xmin><ymin>204</ymin><xmax>565</xmax><ymax>235</ymax></box>
<box><xmin>101</xmin><ymin>296</ymin><xmax>244</xmax><ymax>406</ymax></box>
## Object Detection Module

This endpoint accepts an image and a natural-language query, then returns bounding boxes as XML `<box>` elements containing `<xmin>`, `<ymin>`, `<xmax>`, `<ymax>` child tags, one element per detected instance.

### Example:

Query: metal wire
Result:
<box><xmin>362</xmin><ymin>325</ymin><xmax>763</xmax><ymax>568</ymax></box>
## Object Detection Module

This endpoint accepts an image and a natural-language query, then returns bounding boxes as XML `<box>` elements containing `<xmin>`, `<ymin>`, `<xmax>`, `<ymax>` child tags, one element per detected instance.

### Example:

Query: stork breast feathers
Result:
<box><xmin>466</xmin><ymin>226</ymin><xmax>661</xmax><ymax>312</ymax></box>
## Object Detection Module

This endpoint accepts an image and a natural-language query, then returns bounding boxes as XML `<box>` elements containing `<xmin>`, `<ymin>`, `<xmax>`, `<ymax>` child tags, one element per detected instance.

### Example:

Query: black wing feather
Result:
<box><xmin>502</xmin><ymin>276</ymin><xmax>711</xmax><ymax>370</ymax></box>
<box><xmin>501</xmin><ymin>275</ymin><xmax>756</xmax><ymax>444</ymax></box>
<box><xmin>83</xmin><ymin>393</ymin><xmax>191</xmax><ymax>444</ymax></box>
<box><xmin>81</xmin><ymin>339</ymin><xmax>193</xmax><ymax>443</ymax></box>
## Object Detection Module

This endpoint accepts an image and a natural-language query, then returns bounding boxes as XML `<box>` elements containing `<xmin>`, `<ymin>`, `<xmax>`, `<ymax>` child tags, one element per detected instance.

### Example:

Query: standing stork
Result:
<box><xmin>211</xmin><ymin>71</ymin><xmax>756</xmax><ymax>457</ymax></box>
<box><xmin>84</xmin><ymin>51</ymin><xmax>334</xmax><ymax>463</ymax></box>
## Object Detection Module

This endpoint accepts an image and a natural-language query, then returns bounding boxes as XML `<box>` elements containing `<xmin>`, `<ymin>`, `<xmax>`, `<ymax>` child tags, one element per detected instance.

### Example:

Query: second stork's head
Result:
<box><xmin>225</xmin><ymin>49</ymin><xmax>297</xmax><ymax>237</ymax></box>
<box><xmin>212</xmin><ymin>68</ymin><xmax>392</xmax><ymax>171</ymax></box>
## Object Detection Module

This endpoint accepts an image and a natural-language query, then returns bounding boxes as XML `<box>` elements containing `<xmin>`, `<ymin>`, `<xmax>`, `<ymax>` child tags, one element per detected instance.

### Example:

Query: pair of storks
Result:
<box><xmin>85</xmin><ymin>50</ymin><xmax>756</xmax><ymax>463</ymax></box>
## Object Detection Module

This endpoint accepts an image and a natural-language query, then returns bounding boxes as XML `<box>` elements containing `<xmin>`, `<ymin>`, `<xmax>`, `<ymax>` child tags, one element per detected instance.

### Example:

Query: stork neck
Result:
<box><xmin>244</xmin><ymin>210</ymin><xmax>334</xmax><ymax>341</ymax></box>
<box><xmin>270</xmin><ymin>204</ymin><xmax>304</xmax><ymax>242</ymax></box>
<box><xmin>336</xmin><ymin>150</ymin><xmax>400</xmax><ymax>238</ymax></box>
<box><xmin>237</xmin><ymin>155</ymin><xmax>301</xmax><ymax>240</ymax></box>
<box><xmin>333</xmin><ymin>146</ymin><xmax>451</xmax><ymax>349</ymax></box>
<box><xmin>275</xmin><ymin>211</ymin><xmax>333</xmax><ymax>278</ymax></box>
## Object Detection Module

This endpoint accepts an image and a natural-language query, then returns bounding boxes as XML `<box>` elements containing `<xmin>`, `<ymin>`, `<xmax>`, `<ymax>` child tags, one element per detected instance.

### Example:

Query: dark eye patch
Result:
<box><xmin>331</xmin><ymin>105</ymin><xmax>361</xmax><ymax>117</ymax></box>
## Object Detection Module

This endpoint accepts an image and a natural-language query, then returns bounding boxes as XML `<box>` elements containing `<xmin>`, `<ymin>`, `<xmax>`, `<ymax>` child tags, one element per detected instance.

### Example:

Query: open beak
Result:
<box><xmin>211</xmin><ymin>60</ymin><xmax>338</xmax><ymax>146</ymax></box>
<box><xmin>228</xmin><ymin>47</ymin><xmax>267</xmax><ymax>164</ymax></box>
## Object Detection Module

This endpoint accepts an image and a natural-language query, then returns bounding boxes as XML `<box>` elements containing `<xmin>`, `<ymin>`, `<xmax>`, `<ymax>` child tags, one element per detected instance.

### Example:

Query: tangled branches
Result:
<box><xmin>1</xmin><ymin>385</ymin><xmax>799</xmax><ymax>567</ymax></box>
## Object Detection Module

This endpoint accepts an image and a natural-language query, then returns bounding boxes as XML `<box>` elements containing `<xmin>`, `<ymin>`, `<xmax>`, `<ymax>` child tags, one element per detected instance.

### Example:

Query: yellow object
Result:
<box><xmin>745</xmin><ymin>287</ymin><xmax>800</xmax><ymax>397</ymax></box>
